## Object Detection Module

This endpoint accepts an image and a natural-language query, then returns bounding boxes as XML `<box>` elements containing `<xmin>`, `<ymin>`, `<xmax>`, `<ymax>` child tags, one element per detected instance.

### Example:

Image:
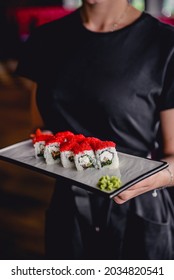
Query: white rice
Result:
<box><xmin>44</xmin><ymin>142</ymin><xmax>60</xmax><ymax>165</ymax></box>
<box><xmin>34</xmin><ymin>141</ymin><xmax>45</xmax><ymax>158</ymax></box>
<box><xmin>60</xmin><ymin>150</ymin><xmax>75</xmax><ymax>168</ymax></box>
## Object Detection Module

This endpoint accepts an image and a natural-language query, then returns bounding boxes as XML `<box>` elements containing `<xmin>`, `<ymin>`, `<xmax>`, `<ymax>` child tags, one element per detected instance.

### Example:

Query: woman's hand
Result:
<box><xmin>113</xmin><ymin>167</ymin><xmax>171</xmax><ymax>204</ymax></box>
<box><xmin>114</xmin><ymin>109</ymin><xmax>174</xmax><ymax>204</ymax></box>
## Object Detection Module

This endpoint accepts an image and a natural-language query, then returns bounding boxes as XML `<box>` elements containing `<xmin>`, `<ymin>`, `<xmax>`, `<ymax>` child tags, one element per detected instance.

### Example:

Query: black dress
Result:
<box><xmin>16</xmin><ymin>9</ymin><xmax>174</xmax><ymax>259</ymax></box>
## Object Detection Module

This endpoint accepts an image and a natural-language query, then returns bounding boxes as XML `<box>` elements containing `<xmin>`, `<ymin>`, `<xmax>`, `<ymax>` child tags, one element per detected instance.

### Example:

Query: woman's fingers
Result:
<box><xmin>113</xmin><ymin>169</ymin><xmax>169</xmax><ymax>204</ymax></box>
<box><xmin>113</xmin><ymin>173</ymin><xmax>158</xmax><ymax>204</ymax></box>
<box><xmin>113</xmin><ymin>184</ymin><xmax>148</xmax><ymax>204</ymax></box>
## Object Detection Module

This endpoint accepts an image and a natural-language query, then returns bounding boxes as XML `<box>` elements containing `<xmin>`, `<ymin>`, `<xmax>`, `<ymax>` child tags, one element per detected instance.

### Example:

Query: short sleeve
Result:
<box><xmin>15</xmin><ymin>28</ymin><xmax>44</xmax><ymax>83</ymax></box>
<box><xmin>159</xmin><ymin>51</ymin><xmax>174</xmax><ymax>111</ymax></box>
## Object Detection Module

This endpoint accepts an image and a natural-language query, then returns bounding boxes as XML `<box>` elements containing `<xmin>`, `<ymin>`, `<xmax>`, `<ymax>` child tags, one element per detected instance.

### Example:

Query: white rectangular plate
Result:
<box><xmin>0</xmin><ymin>140</ymin><xmax>168</xmax><ymax>198</ymax></box>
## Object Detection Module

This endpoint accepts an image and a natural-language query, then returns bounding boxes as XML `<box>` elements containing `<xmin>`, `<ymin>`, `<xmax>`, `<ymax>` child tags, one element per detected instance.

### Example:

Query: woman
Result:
<box><xmin>16</xmin><ymin>0</ymin><xmax>174</xmax><ymax>259</ymax></box>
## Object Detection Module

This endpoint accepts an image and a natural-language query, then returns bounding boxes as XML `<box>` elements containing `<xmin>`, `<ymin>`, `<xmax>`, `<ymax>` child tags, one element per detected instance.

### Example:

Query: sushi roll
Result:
<box><xmin>44</xmin><ymin>137</ymin><xmax>64</xmax><ymax>165</ymax></box>
<box><xmin>33</xmin><ymin>134</ymin><xmax>53</xmax><ymax>158</ymax></box>
<box><xmin>60</xmin><ymin>140</ymin><xmax>76</xmax><ymax>168</ymax></box>
<box><xmin>60</xmin><ymin>135</ymin><xmax>85</xmax><ymax>168</ymax></box>
<box><xmin>94</xmin><ymin>140</ymin><xmax>119</xmax><ymax>169</ymax></box>
<box><xmin>73</xmin><ymin>142</ymin><xmax>96</xmax><ymax>171</ymax></box>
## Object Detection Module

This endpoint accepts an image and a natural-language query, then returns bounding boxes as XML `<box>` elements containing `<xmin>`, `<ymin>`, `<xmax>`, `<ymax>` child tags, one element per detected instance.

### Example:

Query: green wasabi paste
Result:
<box><xmin>97</xmin><ymin>175</ymin><xmax>122</xmax><ymax>191</ymax></box>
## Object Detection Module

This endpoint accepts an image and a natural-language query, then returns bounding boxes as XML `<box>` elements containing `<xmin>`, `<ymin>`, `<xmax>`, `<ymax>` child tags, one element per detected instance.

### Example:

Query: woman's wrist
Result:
<box><xmin>155</xmin><ymin>166</ymin><xmax>174</xmax><ymax>191</ymax></box>
<box><xmin>152</xmin><ymin>167</ymin><xmax>173</xmax><ymax>197</ymax></box>
<box><xmin>165</xmin><ymin>166</ymin><xmax>174</xmax><ymax>186</ymax></box>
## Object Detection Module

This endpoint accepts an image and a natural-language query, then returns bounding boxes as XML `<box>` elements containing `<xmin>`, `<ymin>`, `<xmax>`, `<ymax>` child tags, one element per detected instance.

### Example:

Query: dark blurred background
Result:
<box><xmin>0</xmin><ymin>0</ymin><xmax>174</xmax><ymax>260</ymax></box>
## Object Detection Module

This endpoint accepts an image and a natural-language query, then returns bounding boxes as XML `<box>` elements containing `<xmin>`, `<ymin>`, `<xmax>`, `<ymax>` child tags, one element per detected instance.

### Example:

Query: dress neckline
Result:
<box><xmin>76</xmin><ymin>8</ymin><xmax>147</xmax><ymax>36</ymax></box>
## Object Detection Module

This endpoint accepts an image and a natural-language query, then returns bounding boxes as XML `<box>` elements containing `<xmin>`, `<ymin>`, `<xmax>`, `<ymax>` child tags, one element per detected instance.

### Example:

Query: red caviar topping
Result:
<box><xmin>60</xmin><ymin>141</ymin><xmax>76</xmax><ymax>152</ymax></box>
<box><xmin>72</xmin><ymin>142</ymin><xmax>92</xmax><ymax>154</ymax></box>
<box><xmin>45</xmin><ymin>136</ymin><xmax>64</xmax><ymax>145</ymax></box>
<box><xmin>94</xmin><ymin>141</ymin><xmax>116</xmax><ymax>150</ymax></box>
<box><xmin>55</xmin><ymin>131</ymin><xmax>74</xmax><ymax>140</ymax></box>
<box><xmin>71</xmin><ymin>134</ymin><xmax>85</xmax><ymax>143</ymax></box>
<box><xmin>32</xmin><ymin>134</ymin><xmax>53</xmax><ymax>144</ymax></box>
